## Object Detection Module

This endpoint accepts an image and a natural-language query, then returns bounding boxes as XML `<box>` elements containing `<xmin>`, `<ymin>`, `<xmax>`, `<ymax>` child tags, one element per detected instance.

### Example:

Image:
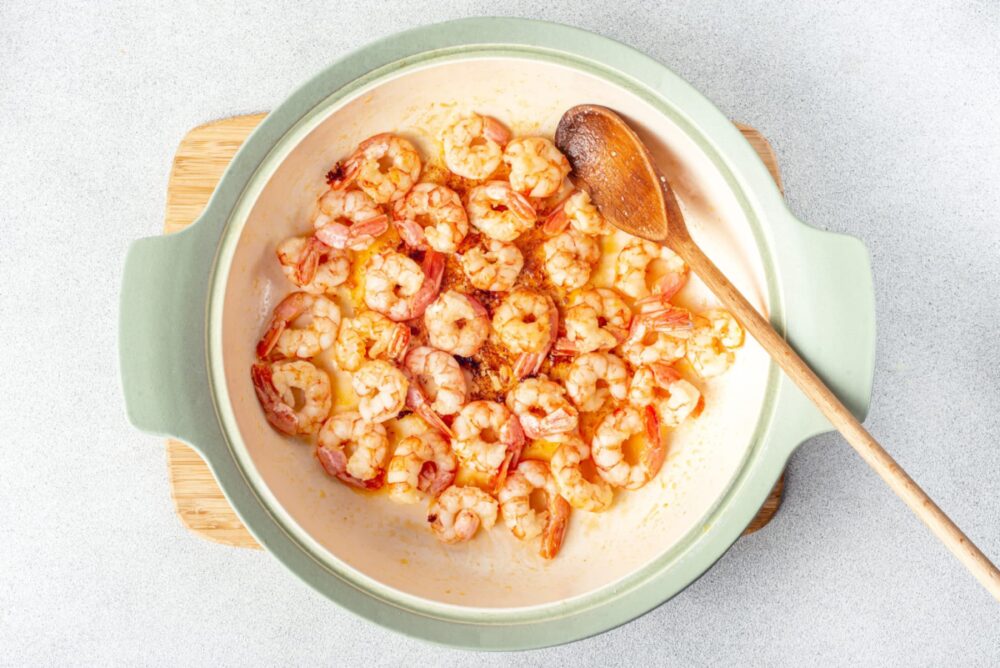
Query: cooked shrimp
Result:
<box><xmin>251</xmin><ymin>360</ymin><xmax>331</xmax><ymax>436</ymax></box>
<box><xmin>427</xmin><ymin>485</ymin><xmax>499</xmax><ymax>544</ymax></box>
<box><xmin>328</xmin><ymin>133</ymin><xmax>421</xmax><ymax>204</ymax></box>
<box><xmin>542</xmin><ymin>189</ymin><xmax>611</xmax><ymax>237</ymax></box>
<box><xmin>351</xmin><ymin>360</ymin><xmax>408</xmax><ymax>423</ymax></box>
<box><xmin>452</xmin><ymin>401</ymin><xmax>525</xmax><ymax>486</ymax></box>
<box><xmin>386</xmin><ymin>431</ymin><xmax>457</xmax><ymax>503</ymax></box>
<box><xmin>491</xmin><ymin>288</ymin><xmax>559</xmax><ymax>378</ymax></box>
<box><xmin>441</xmin><ymin>113</ymin><xmax>510</xmax><ymax>180</ymax></box>
<box><xmin>557</xmin><ymin>288</ymin><xmax>631</xmax><ymax>355</ymax></box>
<box><xmin>618</xmin><ymin>308</ymin><xmax>693</xmax><ymax>367</ymax></box>
<box><xmin>424</xmin><ymin>290</ymin><xmax>489</xmax><ymax>357</ymax></box>
<box><xmin>466</xmin><ymin>181</ymin><xmax>536</xmax><ymax>242</ymax></box>
<box><xmin>542</xmin><ymin>229</ymin><xmax>600</xmax><ymax>290</ymax></box>
<box><xmin>364</xmin><ymin>250</ymin><xmax>445</xmax><ymax>321</ymax></box>
<box><xmin>503</xmin><ymin>137</ymin><xmax>571</xmax><ymax>198</ymax></box>
<box><xmin>591</xmin><ymin>405</ymin><xmax>664</xmax><ymax>490</ymax></box>
<box><xmin>505</xmin><ymin>377</ymin><xmax>578</xmax><ymax>439</ymax></box>
<box><xmin>276</xmin><ymin>235</ymin><xmax>349</xmax><ymax>293</ymax></box>
<box><xmin>256</xmin><ymin>292</ymin><xmax>341</xmax><ymax>360</ymax></box>
<box><xmin>403</xmin><ymin>346</ymin><xmax>467</xmax><ymax>435</ymax></box>
<box><xmin>391</xmin><ymin>183</ymin><xmax>468</xmax><ymax>253</ymax></box>
<box><xmin>312</xmin><ymin>188</ymin><xmax>389</xmax><ymax>252</ymax></box>
<box><xmin>550</xmin><ymin>435</ymin><xmax>614</xmax><ymax>512</ymax></box>
<box><xmin>316</xmin><ymin>411</ymin><xmax>388</xmax><ymax>489</ymax></box>
<box><xmin>333</xmin><ymin>310</ymin><xmax>410</xmax><ymax>372</ymax></box>
<box><xmin>498</xmin><ymin>460</ymin><xmax>571</xmax><ymax>559</ymax></box>
<box><xmin>564</xmin><ymin>352</ymin><xmax>629</xmax><ymax>412</ymax></box>
<box><xmin>458</xmin><ymin>237</ymin><xmax>523</xmax><ymax>291</ymax></box>
<box><xmin>628</xmin><ymin>363</ymin><xmax>704</xmax><ymax>427</ymax></box>
<box><xmin>685</xmin><ymin>309</ymin><xmax>744</xmax><ymax>378</ymax></box>
<box><xmin>615</xmin><ymin>238</ymin><xmax>689</xmax><ymax>300</ymax></box>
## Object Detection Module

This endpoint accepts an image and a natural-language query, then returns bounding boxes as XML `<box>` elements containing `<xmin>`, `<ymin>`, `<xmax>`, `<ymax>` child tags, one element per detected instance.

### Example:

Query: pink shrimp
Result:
<box><xmin>364</xmin><ymin>250</ymin><xmax>445</xmax><ymax>322</ymax></box>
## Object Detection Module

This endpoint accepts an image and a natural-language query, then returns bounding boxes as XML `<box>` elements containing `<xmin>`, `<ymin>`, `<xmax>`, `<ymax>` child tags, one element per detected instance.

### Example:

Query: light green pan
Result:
<box><xmin>120</xmin><ymin>18</ymin><xmax>874</xmax><ymax>650</ymax></box>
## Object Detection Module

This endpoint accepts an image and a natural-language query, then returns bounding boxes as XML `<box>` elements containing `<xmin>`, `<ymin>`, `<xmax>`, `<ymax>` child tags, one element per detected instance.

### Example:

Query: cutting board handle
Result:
<box><xmin>119</xmin><ymin>220</ymin><xmax>220</xmax><ymax>452</ymax></box>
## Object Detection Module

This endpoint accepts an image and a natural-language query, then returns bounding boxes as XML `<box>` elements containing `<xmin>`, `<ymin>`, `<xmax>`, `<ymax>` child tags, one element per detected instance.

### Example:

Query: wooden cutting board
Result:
<box><xmin>163</xmin><ymin>113</ymin><xmax>786</xmax><ymax>549</ymax></box>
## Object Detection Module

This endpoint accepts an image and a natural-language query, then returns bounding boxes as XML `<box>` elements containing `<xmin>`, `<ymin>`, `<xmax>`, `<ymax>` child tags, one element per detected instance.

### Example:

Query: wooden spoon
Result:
<box><xmin>556</xmin><ymin>104</ymin><xmax>1000</xmax><ymax>600</ymax></box>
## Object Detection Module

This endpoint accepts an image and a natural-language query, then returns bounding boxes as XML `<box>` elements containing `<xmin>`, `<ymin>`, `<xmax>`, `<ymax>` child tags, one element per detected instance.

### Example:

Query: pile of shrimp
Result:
<box><xmin>250</xmin><ymin>114</ymin><xmax>745</xmax><ymax>560</ymax></box>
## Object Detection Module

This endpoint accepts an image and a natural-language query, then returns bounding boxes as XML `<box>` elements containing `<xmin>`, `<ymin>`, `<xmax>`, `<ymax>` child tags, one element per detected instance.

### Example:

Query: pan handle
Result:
<box><xmin>772</xmin><ymin>213</ymin><xmax>876</xmax><ymax>451</ymax></box>
<box><xmin>119</xmin><ymin>219</ymin><xmax>223</xmax><ymax>455</ymax></box>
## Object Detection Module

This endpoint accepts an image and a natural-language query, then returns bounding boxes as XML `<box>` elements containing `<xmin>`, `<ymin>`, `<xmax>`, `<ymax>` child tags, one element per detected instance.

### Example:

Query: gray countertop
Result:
<box><xmin>2</xmin><ymin>1</ymin><xmax>998</xmax><ymax>665</ymax></box>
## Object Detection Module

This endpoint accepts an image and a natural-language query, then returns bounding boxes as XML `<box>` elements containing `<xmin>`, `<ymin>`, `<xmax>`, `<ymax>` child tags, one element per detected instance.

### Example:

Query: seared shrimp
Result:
<box><xmin>386</xmin><ymin>431</ymin><xmax>457</xmax><ymax>503</ymax></box>
<box><xmin>364</xmin><ymin>250</ymin><xmax>445</xmax><ymax>321</ymax></box>
<box><xmin>276</xmin><ymin>235</ymin><xmax>349</xmax><ymax>293</ymax></box>
<box><xmin>452</xmin><ymin>401</ymin><xmax>525</xmax><ymax>485</ymax></box>
<box><xmin>256</xmin><ymin>292</ymin><xmax>341</xmax><ymax>360</ymax></box>
<box><xmin>316</xmin><ymin>411</ymin><xmax>388</xmax><ymax>489</ymax></box>
<box><xmin>505</xmin><ymin>377</ymin><xmax>578</xmax><ymax>439</ymax></box>
<box><xmin>424</xmin><ymin>290</ymin><xmax>490</xmax><ymax>357</ymax></box>
<box><xmin>498</xmin><ymin>460</ymin><xmax>571</xmax><ymax>559</ymax></box>
<box><xmin>427</xmin><ymin>485</ymin><xmax>499</xmax><ymax>544</ymax></box>
<box><xmin>628</xmin><ymin>363</ymin><xmax>704</xmax><ymax>427</ymax></box>
<box><xmin>492</xmin><ymin>288</ymin><xmax>559</xmax><ymax>378</ymax></box>
<box><xmin>403</xmin><ymin>346</ymin><xmax>467</xmax><ymax>435</ymax></box>
<box><xmin>251</xmin><ymin>360</ymin><xmax>331</xmax><ymax>436</ymax></box>
<box><xmin>467</xmin><ymin>181</ymin><xmax>536</xmax><ymax>242</ymax></box>
<box><xmin>557</xmin><ymin>288</ymin><xmax>632</xmax><ymax>355</ymax></box>
<box><xmin>542</xmin><ymin>189</ymin><xmax>611</xmax><ymax>236</ymax></box>
<box><xmin>503</xmin><ymin>137</ymin><xmax>571</xmax><ymax>198</ymax></box>
<box><xmin>619</xmin><ymin>308</ymin><xmax>692</xmax><ymax>367</ymax></box>
<box><xmin>313</xmin><ymin>188</ymin><xmax>389</xmax><ymax>252</ymax></box>
<box><xmin>459</xmin><ymin>237</ymin><xmax>523</xmax><ymax>291</ymax></box>
<box><xmin>592</xmin><ymin>406</ymin><xmax>663</xmax><ymax>490</ymax></box>
<box><xmin>328</xmin><ymin>133</ymin><xmax>421</xmax><ymax>204</ymax></box>
<box><xmin>333</xmin><ymin>310</ymin><xmax>410</xmax><ymax>372</ymax></box>
<box><xmin>564</xmin><ymin>352</ymin><xmax>629</xmax><ymax>412</ymax></box>
<box><xmin>352</xmin><ymin>360</ymin><xmax>408</xmax><ymax>423</ymax></box>
<box><xmin>441</xmin><ymin>114</ymin><xmax>510</xmax><ymax>180</ymax></box>
<box><xmin>392</xmin><ymin>183</ymin><xmax>468</xmax><ymax>253</ymax></box>
<box><xmin>551</xmin><ymin>435</ymin><xmax>614</xmax><ymax>512</ymax></box>
<box><xmin>542</xmin><ymin>230</ymin><xmax>600</xmax><ymax>290</ymax></box>
<box><xmin>615</xmin><ymin>238</ymin><xmax>689</xmax><ymax>300</ymax></box>
<box><xmin>685</xmin><ymin>309</ymin><xmax>744</xmax><ymax>378</ymax></box>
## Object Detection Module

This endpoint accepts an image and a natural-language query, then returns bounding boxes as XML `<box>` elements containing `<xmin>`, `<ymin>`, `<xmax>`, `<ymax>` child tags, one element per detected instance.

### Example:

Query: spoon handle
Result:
<box><xmin>671</xmin><ymin>235</ymin><xmax>1000</xmax><ymax>601</ymax></box>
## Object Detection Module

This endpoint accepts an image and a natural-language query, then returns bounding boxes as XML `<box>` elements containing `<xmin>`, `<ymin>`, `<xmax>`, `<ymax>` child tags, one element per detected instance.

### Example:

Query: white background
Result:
<box><xmin>2</xmin><ymin>1</ymin><xmax>998</xmax><ymax>665</ymax></box>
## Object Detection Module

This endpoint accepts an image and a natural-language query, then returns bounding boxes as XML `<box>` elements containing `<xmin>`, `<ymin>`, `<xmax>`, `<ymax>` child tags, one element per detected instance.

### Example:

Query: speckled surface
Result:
<box><xmin>1</xmin><ymin>1</ymin><xmax>998</xmax><ymax>665</ymax></box>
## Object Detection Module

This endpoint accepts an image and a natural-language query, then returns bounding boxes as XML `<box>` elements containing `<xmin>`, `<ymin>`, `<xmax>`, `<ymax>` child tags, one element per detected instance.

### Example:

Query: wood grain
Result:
<box><xmin>162</xmin><ymin>114</ymin><xmax>785</xmax><ymax>548</ymax></box>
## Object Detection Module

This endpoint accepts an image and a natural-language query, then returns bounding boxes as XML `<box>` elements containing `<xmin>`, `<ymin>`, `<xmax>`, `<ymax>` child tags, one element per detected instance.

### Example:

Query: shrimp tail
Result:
<box><xmin>552</xmin><ymin>337</ymin><xmax>578</xmax><ymax>358</ymax></box>
<box><xmin>316</xmin><ymin>446</ymin><xmax>385</xmax><ymax>490</ymax></box>
<box><xmin>326</xmin><ymin>158</ymin><xmax>360</xmax><ymax>190</ymax></box>
<box><xmin>294</xmin><ymin>236</ymin><xmax>330</xmax><ymax>285</ymax></box>
<box><xmin>538</xmin><ymin>406</ymin><xmax>578</xmax><ymax>436</ymax></box>
<box><xmin>394</xmin><ymin>216</ymin><xmax>429</xmax><ymax>250</ymax></box>
<box><xmin>540</xmin><ymin>495</ymin><xmax>571</xmax><ymax>559</ymax></box>
<box><xmin>481</xmin><ymin>115</ymin><xmax>511</xmax><ymax>145</ymax></box>
<box><xmin>255</xmin><ymin>292</ymin><xmax>312</xmax><ymax>358</ymax></box>
<box><xmin>494</xmin><ymin>417</ymin><xmax>526</xmax><ymax>493</ymax></box>
<box><xmin>345</xmin><ymin>214</ymin><xmax>389</xmax><ymax>249</ymax></box>
<box><xmin>649</xmin><ymin>362</ymin><xmax>683</xmax><ymax>387</ymax></box>
<box><xmin>542</xmin><ymin>203</ymin><xmax>571</xmax><ymax>236</ymax></box>
<box><xmin>513</xmin><ymin>351</ymin><xmax>544</xmax><ymax>379</ymax></box>
<box><xmin>315</xmin><ymin>222</ymin><xmax>352</xmax><ymax>249</ymax></box>
<box><xmin>400</xmin><ymin>250</ymin><xmax>446</xmax><ymax>321</ymax></box>
<box><xmin>388</xmin><ymin>324</ymin><xmax>411</xmax><ymax>361</ymax></box>
<box><xmin>652</xmin><ymin>272</ymin><xmax>687</xmax><ymax>302</ymax></box>
<box><xmin>638</xmin><ymin>304</ymin><xmax>694</xmax><ymax>336</ymax></box>
<box><xmin>420</xmin><ymin>462</ymin><xmax>457</xmax><ymax>498</ymax></box>
<box><xmin>509</xmin><ymin>191</ymin><xmax>537</xmax><ymax>221</ymax></box>
<box><xmin>250</xmin><ymin>362</ymin><xmax>298</xmax><ymax>435</ymax></box>
<box><xmin>405</xmin><ymin>377</ymin><xmax>453</xmax><ymax>437</ymax></box>
<box><xmin>642</xmin><ymin>405</ymin><xmax>665</xmax><ymax>479</ymax></box>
